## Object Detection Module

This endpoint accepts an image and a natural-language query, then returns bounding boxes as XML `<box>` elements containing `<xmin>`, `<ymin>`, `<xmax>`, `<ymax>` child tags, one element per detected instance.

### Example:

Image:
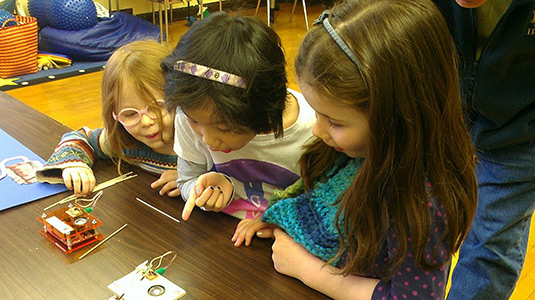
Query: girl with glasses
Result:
<box><xmin>37</xmin><ymin>40</ymin><xmax>179</xmax><ymax>198</ymax></box>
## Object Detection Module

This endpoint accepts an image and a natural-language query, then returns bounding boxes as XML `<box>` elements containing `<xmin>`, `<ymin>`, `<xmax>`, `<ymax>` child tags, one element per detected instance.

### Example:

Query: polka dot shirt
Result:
<box><xmin>370</xmin><ymin>194</ymin><xmax>451</xmax><ymax>300</ymax></box>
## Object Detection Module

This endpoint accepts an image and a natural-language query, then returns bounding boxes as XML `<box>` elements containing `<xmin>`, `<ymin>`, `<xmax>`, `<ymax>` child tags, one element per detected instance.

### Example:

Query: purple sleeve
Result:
<box><xmin>371</xmin><ymin>259</ymin><xmax>449</xmax><ymax>300</ymax></box>
<box><xmin>371</xmin><ymin>196</ymin><xmax>451</xmax><ymax>300</ymax></box>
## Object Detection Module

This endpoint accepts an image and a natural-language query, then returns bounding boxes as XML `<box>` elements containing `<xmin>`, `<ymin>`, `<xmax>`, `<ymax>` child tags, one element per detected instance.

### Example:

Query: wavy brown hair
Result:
<box><xmin>101</xmin><ymin>40</ymin><xmax>171</xmax><ymax>173</ymax></box>
<box><xmin>296</xmin><ymin>0</ymin><xmax>477</xmax><ymax>280</ymax></box>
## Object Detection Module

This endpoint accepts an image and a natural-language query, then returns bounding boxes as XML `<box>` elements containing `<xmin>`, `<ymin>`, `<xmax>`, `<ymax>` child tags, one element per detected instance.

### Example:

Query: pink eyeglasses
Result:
<box><xmin>113</xmin><ymin>100</ymin><xmax>167</xmax><ymax>126</ymax></box>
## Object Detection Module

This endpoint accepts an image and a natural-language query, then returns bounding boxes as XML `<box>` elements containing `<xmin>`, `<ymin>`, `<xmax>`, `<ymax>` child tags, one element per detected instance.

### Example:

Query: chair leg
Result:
<box><xmin>164</xmin><ymin>0</ymin><xmax>169</xmax><ymax>40</ymax></box>
<box><xmin>187</xmin><ymin>0</ymin><xmax>192</xmax><ymax>26</ymax></box>
<box><xmin>151</xmin><ymin>1</ymin><xmax>155</xmax><ymax>24</ymax></box>
<box><xmin>267</xmin><ymin>0</ymin><xmax>270</xmax><ymax>27</ymax></box>
<box><xmin>219</xmin><ymin>0</ymin><xmax>222</xmax><ymax>11</ymax></box>
<box><xmin>158</xmin><ymin>2</ymin><xmax>164</xmax><ymax>43</ymax></box>
<box><xmin>302</xmin><ymin>0</ymin><xmax>309</xmax><ymax>30</ymax></box>
<box><xmin>255</xmin><ymin>0</ymin><xmax>261</xmax><ymax>16</ymax></box>
<box><xmin>289</xmin><ymin>0</ymin><xmax>298</xmax><ymax>23</ymax></box>
<box><xmin>289</xmin><ymin>0</ymin><xmax>309</xmax><ymax>30</ymax></box>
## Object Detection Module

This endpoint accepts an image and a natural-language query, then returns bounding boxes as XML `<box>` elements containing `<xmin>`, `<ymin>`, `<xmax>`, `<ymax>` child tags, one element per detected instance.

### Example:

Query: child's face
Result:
<box><xmin>299</xmin><ymin>79</ymin><xmax>371</xmax><ymax>159</ymax></box>
<box><xmin>117</xmin><ymin>87</ymin><xmax>174</xmax><ymax>153</ymax></box>
<box><xmin>182</xmin><ymin>103</ymin><xmax>256</xmax><ymax>153</ymax></box>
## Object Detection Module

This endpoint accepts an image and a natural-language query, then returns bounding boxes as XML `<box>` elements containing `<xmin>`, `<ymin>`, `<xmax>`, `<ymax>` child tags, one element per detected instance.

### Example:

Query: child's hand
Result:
<box><xmin>151</xmin><ymin>170</ymin><xmax>181</xmax><ymax>197</ymax></box>
<box><xmin>272</xmin><ymin>228</ymin><xmax>321</xmax><ymax>281</ymax></box>
<box><xmin>231</xmin><ymin>217</ymin><xmax>277</xmax><ymax>247</ymax></box>
<box><xmin>182</xmin><ymin>171</ymin><xmax>233</xmax><ymax>220</ymax></box>
<box><xmin>62</xmin><ymin>167</ymin><xmax>96</xmax><ymax>196</ymax></box>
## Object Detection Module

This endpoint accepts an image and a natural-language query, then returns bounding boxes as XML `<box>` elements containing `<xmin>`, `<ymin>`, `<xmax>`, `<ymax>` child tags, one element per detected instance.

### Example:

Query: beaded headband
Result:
<box><xmin>173</xmin><ymin>60</ymin><xmax>246</xmax><ymax>89</ymax></box>
<box><xmin>313</xmin><ymin>11</ymin><xmax>368</xmax><ymax>88</ymax></box>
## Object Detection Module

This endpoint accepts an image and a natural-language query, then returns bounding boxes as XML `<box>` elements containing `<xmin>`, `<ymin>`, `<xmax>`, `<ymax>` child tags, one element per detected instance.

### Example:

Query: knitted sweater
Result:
<box><xmin>36</xmin><ymin>127</ymin><xmax>177</xmax><ymax>183</ymax></box>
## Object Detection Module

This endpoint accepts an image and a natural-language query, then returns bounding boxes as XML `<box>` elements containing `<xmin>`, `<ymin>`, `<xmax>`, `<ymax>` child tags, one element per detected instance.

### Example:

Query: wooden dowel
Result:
<box><xmin>78</xmin><ymin>224</ymin><xmax>128</xmax><ymax>260</ymax></box>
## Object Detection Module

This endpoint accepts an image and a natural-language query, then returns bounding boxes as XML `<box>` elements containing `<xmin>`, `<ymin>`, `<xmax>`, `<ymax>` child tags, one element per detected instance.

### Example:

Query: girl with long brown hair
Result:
<box><xmin>233</xmin><ymin>0</ymin><xmax>478</xmax><ymax>298</ymax></box>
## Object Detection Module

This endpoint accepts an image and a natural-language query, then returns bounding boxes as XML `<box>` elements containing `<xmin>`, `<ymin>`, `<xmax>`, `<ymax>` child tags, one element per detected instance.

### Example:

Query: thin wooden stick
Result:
<box><xmin>136</xmin><ymin>197</ymin><xmax>181</xmax><ymax>224</ymax></box>
<box><xmin>78</xmin><ymin>223</ymin><xmax>128</xmax><ymax>260</ymax></box>
<box><xmin>44</xmin><ymin>172</ymin><xmax>137</xmax><ymax>211</ymax></box>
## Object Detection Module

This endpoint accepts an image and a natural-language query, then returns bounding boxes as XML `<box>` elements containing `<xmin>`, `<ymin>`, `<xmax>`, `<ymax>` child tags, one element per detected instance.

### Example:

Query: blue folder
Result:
<box><xmin>0</xmin><ymin>128</ymin><xmax>68</xmax><ymax>211</ymax></box>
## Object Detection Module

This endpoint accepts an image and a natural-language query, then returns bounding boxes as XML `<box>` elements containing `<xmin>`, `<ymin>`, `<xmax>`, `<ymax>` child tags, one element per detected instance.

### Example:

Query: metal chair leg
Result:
<box><xmin>164</xmin><ymin>0</ymin><xmax>169</xmax><ymax>40</ymax></box>
<box><xmin>289</xmin><ymin>0</ymin><xmax>309</xmax><ymax>30</ymax></box>
<box><xmin>267</xmin><ymin>0</ymin><xmax>270</xmax><ymax>27</ymax></box>
<box><xmin>302</xmin><ymin>0</ymin><xmax>309</xmax><ymax>30</ymax></box>
<box><xmin>158</xmin><ymin>2</ymin><xmax>164</xmax><ymax>43</ymax></box>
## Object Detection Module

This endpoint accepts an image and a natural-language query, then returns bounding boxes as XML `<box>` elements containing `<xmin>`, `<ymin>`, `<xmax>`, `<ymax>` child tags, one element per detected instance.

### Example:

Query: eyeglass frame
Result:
<box><xmin>112</xmin><ymin>99</ymin><xmax>168</xmax><ymax>127</ymax></box>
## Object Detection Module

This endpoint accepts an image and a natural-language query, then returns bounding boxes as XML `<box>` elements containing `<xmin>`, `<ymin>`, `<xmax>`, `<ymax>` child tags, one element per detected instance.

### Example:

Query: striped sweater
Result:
<box><xmin>36</xmin><ymin>127</ymin><xmax>177</xmax><ymax>184</ymax></box>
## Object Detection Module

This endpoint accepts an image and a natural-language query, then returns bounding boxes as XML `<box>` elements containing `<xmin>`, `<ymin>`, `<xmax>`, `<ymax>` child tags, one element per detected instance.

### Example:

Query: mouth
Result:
<box><xmin>209</xmin><ymin>147</ymin><xmax>231</xmax><ymax>153</ymax></box>
<box><xmin>323</xmin><ymin>140</ymin><xmax>342</xmax><ymax>152</ymax></box>
<box><xmin>145</xmin><ymin>132</ymin><xmax>160</xmax><ymax>139</ymax></box>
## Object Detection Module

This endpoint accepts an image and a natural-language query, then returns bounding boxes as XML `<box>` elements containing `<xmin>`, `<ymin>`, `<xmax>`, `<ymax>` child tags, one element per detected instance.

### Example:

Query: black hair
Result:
<box><xmin>161</xmin><ymin>11</ymin><xmax>288</xmax><ymax>138</ymax></box>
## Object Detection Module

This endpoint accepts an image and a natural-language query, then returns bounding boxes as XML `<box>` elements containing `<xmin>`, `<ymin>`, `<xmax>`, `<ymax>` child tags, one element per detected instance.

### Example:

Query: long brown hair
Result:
<box><xmin>101</xmin><ymin>40</ymin><xmax>171</xmax><ymax>173</ymax></box>
<box><xmin>296</xmin><ymin>0</ymin><xmax>477</xmax><ymax>280</ymax></box>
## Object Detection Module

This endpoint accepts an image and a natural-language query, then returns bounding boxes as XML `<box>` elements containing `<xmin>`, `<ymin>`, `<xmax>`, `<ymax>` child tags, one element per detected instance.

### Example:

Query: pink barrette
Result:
<box><xmin>173</xmin><ymin>60</ymin><xmax>246</xmax><ymax>89</ymax></box>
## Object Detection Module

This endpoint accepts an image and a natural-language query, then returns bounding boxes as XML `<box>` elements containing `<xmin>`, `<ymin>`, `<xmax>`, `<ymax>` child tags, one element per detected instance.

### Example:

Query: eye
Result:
<box><xmin>120</xmin><ymin>110</ymin><xmax>138</xmax><ymax>118</ymax></box>
<box><xmin>329</xmin><ymin>120</ymin><xmax>341</xmax><ymax>128</ymax></box>
<box><xmin>185</xmin><ymin>116</ymin><xmax>198</xmax><ymax>124</ymax></box>
<box><xmin>155</xmin><ymin>100</ymin><xmax>166</xmax><ymax>108</ymax></box>
<box><xmin>216</xmin><ymin>126</ymin><xmax>232</xmax><ymax>132</ymax></box>
<box><xmin>213</xmin><ymin>121</ymin><xmax>232</xmax><ymax>132</ymax></box>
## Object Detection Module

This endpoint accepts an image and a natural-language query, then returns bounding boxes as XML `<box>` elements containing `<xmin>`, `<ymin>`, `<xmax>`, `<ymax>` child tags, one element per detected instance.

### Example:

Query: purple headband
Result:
<box><xmin>173</xmin><ymin>60</ymin><xmax>246</xmax><ymax>89</ymax></box>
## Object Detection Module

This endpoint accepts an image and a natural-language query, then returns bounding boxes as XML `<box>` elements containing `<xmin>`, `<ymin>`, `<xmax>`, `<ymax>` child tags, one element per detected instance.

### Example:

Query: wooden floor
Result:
<box><xmin>5</xmin><ymin>3</ymin><xmax>535</xmax><ymax>299</ymax></box>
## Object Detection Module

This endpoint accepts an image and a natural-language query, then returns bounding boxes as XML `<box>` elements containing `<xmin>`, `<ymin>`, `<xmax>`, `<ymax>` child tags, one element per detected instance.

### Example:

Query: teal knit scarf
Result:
<box><xmin>261</xmin><ymin>157</ymin><xmax>362</xmax><ymax>264</ymax></box>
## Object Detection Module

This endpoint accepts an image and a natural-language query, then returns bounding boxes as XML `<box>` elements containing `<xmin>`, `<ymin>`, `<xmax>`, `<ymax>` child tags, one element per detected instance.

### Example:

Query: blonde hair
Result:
<box><xmin>296</xmin><ymin>0</ymin><xmax>477</xmax><ymax>280</ymax></box>
<box><xmin>101</xmin><ymin>40</ymin><xmax>171</xmax><ymax>173</ymax></box>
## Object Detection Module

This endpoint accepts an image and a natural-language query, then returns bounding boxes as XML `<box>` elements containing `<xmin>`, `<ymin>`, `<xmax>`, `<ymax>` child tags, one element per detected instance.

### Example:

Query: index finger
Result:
<box><xmin>63</xmin><ymin>172</ymin><xmax>74</xmax><ymax>191</ymax></box>
<box><xmin>257</xmin><ymin>228</ymin><xmax>275</xmax><ymax>239</ymax></box>
<box><xmin>182</xmin><ymin>194</ymin><xmax>196</xmax><ymax>221</ymax></box>
<box><xmin>273</xmin><ymin>228</ymin><xmax>284</xmax><ymax>238</ymax></box>
<box><xmin>150</xmin><ymin>178</ymin><xmax>162</xmax><ymax>189</ymax></box>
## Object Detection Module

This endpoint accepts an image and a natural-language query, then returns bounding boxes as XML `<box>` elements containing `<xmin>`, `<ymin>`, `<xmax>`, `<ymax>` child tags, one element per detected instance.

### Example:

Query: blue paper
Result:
<box><xmin>0</xmin><ymin>128</ymin><xmax>68</xmax><ymax>211</ymax></box>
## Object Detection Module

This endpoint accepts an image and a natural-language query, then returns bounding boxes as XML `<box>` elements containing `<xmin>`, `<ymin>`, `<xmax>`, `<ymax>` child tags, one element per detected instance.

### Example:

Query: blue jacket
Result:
<box><xmin>432</xmin><ymin>0</ymin><xmax>535</xmax><ymax>151</ymax></box>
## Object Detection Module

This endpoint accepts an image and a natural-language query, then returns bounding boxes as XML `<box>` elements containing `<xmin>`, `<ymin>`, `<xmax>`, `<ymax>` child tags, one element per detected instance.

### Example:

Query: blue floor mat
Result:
<box><xmin>0</xmin><ymin>60</ymin><xmax>106</xmax><ymax>91</ymax></box>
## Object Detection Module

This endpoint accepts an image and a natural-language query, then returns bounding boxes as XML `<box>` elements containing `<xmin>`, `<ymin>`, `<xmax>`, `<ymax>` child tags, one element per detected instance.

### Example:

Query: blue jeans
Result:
<box><xmin>448</xmin><ymin>141</ymin><xmax>535</xmax><ymax>300</ymax></box>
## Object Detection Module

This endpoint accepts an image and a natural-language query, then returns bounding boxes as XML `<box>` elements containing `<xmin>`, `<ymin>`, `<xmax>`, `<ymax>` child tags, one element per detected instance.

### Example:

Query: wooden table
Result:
<box><xmin>0</xmin><ymin>92</ymin><xmax>328</xmax><ymax>300</ymax></box>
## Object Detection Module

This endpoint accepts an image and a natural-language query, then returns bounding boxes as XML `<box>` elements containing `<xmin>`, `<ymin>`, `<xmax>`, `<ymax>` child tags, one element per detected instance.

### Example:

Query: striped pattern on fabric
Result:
<box><xmin>0</xmin><ymin>16</ymin><xmax>38</xmax><ymax>79</ymax></box>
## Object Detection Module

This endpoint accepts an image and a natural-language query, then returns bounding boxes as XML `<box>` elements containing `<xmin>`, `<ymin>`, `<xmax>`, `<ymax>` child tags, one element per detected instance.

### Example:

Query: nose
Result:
<box><xmin>312</xmin><ymin>116</ymin><xmax>329</xmax><ymax>140</ymax></box>
<box><xmin>199</xmin><ymin>126</ymin><xmax>219</xmax><ymax>148</ymax></box>
<box><xmin>139</xmin><ymin>113</ymin><xmax>155</xmax><ymax>126</ymax></box>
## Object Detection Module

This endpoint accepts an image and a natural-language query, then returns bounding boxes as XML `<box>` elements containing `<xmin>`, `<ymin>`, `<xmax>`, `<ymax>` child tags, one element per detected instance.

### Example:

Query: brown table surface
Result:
<box><xmin>0</xmin><ymin>91</ymin><xmax>328</xmax><ymax>300</ymax></box>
